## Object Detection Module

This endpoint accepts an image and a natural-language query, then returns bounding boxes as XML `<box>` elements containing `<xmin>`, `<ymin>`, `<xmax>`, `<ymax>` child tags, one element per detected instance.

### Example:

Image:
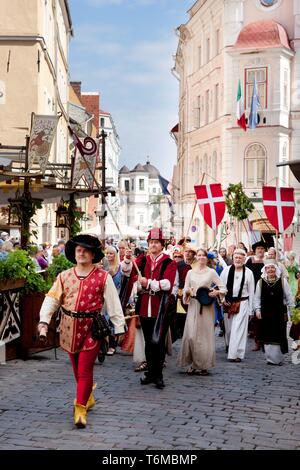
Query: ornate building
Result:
<box><xmin>172</xmin><ymin>0</ymin><xmax>300</xmax><ymax>250</ymax></box>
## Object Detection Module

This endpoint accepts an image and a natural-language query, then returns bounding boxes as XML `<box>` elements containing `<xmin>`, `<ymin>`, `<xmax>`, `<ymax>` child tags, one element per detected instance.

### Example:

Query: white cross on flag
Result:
<box><xmin>262</xmin><ymin>186</ymin><xmax>295</xmax><ymax>233</ymax></box>
<box><xmin>194</xmin><ymin>184</ymin><xmax>225</xmax><ymax>230</ymax></box>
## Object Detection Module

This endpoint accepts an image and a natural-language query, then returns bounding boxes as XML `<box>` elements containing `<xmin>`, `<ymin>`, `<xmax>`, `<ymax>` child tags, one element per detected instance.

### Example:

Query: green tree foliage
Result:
<box><xmin>225</xmin><ymin>183</ymin><xmax>255</xmax><ymax>221</ymax></box>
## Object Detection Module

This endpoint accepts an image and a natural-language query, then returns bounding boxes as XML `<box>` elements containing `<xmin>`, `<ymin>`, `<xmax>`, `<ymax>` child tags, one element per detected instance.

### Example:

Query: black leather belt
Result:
<box><xmin>61</xmin><ymin>306</ymin><xmax>100</xmax><ymax>318</ymax></box>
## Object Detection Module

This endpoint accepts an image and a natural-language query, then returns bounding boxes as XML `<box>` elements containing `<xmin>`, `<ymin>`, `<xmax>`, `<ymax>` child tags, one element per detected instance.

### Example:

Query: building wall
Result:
<box><xmin>173</xmin><ymin>0</ymin><xmax>300</xmax><ymax>249</ymax></box>
<box><xmin>0</xmin><ymin>0</ymin><xmax>72</xmax><ymax>245</ymax></box>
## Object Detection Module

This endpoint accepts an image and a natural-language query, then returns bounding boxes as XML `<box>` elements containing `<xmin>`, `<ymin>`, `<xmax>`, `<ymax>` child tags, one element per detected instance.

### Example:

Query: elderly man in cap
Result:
<box><xmin>123</xmin><ymin>228</ymin><xmax>177</xmax><ymax>389</ymax></box>
<box><xmin>220</xmin><ymin>248</ymin><xmax>255</xmax><ymax>362</ymax></box>
<box><xmin>38</xmin><ymin>234</ymin><xmax>125</xmax><ymax>428</ymax></box>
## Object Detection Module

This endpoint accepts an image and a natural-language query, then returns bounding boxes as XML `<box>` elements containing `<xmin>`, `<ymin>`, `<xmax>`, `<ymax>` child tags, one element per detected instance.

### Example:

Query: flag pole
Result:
<box><xmin>105</xmin><ymin>199</ymin><xmax>142</xmax><ymax>277</ymax></box>
<box><xmin>185</xmin><ymin>173</ymin><xmax>206</xmax><ymax>240</ymax></box>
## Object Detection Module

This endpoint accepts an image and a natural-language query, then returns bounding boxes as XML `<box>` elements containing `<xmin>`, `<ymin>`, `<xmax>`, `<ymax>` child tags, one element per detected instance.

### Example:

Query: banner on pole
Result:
<box><xmin>28</xmin><ymin>114</ymin><xmax>59</xmax><ymax>174</ymax></box>
<box><xmin>262</xmin><ymin>186</ymin><xmax>295</xmax><ymax>233</ymax></box>
<box><xmin>194</xmin><ymin>183</ymin><xmax>225</xmax><ymax>230</ymax></box>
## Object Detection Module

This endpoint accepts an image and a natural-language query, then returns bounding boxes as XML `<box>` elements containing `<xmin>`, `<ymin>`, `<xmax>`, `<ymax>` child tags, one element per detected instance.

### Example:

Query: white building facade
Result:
<box><xmin>173</xmin><ymin>0</ymin><xmax>300</xmax><ymax>250</ymax></box>
<box><xmin>119</xmin><ymin>161</ymin><xmax>171</xmax><ymax>235</ymax></box>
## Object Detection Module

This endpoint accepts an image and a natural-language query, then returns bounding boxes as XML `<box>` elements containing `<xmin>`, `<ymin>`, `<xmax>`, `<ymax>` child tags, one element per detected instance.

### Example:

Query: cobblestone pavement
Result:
<box><xmin>0</xmin><ymin>332</ymin><xmax>299</xmax><ymax>450</ymax></box>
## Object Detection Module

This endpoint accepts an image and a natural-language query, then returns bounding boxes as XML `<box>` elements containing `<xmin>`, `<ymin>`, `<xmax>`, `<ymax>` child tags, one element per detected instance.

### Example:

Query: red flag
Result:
<box><xmin>262</xmin><ymin>186</ymin><xmax>295</xmax><ymax>233</ymax></box>
<box><xmin>194</xmin><ymin>184</ymin><xmax>225</xmax><ymax>230</ymax></box>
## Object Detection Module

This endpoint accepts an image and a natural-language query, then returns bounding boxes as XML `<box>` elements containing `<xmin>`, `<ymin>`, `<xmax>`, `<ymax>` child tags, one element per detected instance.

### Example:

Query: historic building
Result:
<box><xmin>0</xmin><ymin>0</ymin><xmax>73</xmax><ymax>244</ymax></box>
<box><xmin>118</xmin><ymin>160</ymin><xmax>170</xmax><ymax>235</ymax></box>
<box><xmin>172</xmin><ymin>0</ymin><xmax>300</xmax><ymax>250</ymax></box>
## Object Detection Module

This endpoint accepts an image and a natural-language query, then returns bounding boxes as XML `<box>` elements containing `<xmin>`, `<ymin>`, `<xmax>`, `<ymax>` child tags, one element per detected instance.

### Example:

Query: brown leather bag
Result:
<box><xmin>223</xmin><ymin>300</ymin><xmax>241</xmax><ymax>317</ymax></box>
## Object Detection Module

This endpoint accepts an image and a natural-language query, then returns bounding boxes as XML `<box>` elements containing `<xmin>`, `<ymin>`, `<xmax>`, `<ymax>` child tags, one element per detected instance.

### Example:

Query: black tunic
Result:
<box><xmin>258</xmin><ymin>278</ymin><xmax>288</xmax><ymax>354</ymax></box>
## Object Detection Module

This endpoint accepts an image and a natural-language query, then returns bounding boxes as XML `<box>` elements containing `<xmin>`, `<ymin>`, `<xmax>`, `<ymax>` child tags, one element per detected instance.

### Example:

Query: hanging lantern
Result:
<box><xmin>55</xmin><ymin>199</ymin><xmax>69</xmax><ymax>228</ymax></box>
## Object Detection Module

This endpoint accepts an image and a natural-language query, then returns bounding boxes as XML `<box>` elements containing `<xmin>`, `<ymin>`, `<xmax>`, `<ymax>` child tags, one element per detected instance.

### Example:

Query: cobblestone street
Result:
<box><xmin>0</xmin><ymin>333</ymin><xmax>299</xmax><ymax>451</ymax></box>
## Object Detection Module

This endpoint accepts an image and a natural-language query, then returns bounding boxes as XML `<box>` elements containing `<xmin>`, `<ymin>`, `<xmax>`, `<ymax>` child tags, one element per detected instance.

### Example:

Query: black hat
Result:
<box><xmin>65</xmin><ymin>234</ymin><xmax>104</xmax><ymax>264</ymax></box>
<box><xmin>195</xmin><ymin>287</ymin><xmax>215</xmax><ymax>306</ymax></box>
<box><xmin>252</xmin><ymin>240</ymin><xmax>268</xmax><ymax>252</ymax></box>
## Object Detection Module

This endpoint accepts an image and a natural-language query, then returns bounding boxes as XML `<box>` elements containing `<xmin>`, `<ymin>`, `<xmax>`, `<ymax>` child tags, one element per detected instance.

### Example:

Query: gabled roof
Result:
<box><xmin>119</xmin><ymin>165</ymin><xmax>130</xmax><ymax>174</ymax></box>
<box><xmin>131</xmin><ymin>163</ymin><xmax>147</xmax><ymax>173</ymax></box>
<box><xmin>233</xmin><ymin>20</ymin><xmax>291</xmax><ymax>51</ymax></box>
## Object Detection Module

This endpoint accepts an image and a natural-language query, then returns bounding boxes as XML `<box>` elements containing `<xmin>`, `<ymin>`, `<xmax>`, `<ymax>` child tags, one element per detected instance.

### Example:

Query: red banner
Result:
<box><xmin>194</xmin><ymin>184</ymin><xmax>225</xmax><ymax>230</ymax></box>
<box><xmin>262</xmin><ymin>186</ymin><xmax>295</xmax><ymax>233</ymax></box>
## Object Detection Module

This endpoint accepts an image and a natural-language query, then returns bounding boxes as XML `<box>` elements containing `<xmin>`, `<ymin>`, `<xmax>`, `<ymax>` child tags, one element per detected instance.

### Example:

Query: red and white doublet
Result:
<box><xmin>125</xmin><ymin>253</ymin><xmax>177</xmax><ymax>317</ymax></box>
<box><xmin>39</xmin><ymin>266</ymin><xmax>125</xmax><ymax>353</ymax></box>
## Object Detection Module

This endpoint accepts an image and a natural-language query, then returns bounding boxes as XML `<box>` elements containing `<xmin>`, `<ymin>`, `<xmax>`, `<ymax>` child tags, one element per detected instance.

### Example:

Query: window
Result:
<box><xmin>212</xmin><ymin>151</ymin><xmax>217</xmax><ymax>179</ymax></box>
<box><xmin>195</xmin><ymin>156</ymin><xmax>199</xmax><ymax>181</ymax></box>
<box><xmin>194</xmin><ymin>95</ymin><xmax>201</xmax><ymax>128</ymax></box>
<box><xmin>131</xmin><ymin>179</ymin><xmax>134</xmax><ymax>191</ymax></box>
<box><xmin>100</xmin><ymin>117</ymin><xmax>105</xmax><ymax>128</ymax></box>
<box><xmin>124</xmin><ymin>180</ymin><xmax>129</xmax><ymax>192</ymax></box>
<box><xmin>153</xmin><ymin>187</ymin><xmax>156</xmax><ymax>193</ymax></box>
<box><xmin>245</xmin><ymin>67</ymin><xmax>267</xmax><ymax>109</ymax></box>
<box><xmin>214</xmin><ymin>84</ymin><xmax>219</xmax><ymax>120</ymax></box>
<box><xmin>203</xmin><ymin>154</ymin><xmax>208</xmax><ymax>173</ymax></box>
<box><xmin>279</xmin><ymin>142</ymin><xmax>289</xmax><ymax>186</ymax></box>
<box><xmin>206</xmin><ymin>37</ymin><xmax>210</xmax><ymax>63</ymax></box>
<box><xmin>205</xmin><ymin>90</ymin><xmax>209</xmax><ymax>124</ymax></box>
<box><xmin>139</xmin><ymin>214</ymin><xmax>144</xmax><ymax>224</ymax></box>
<box><xmin>244</xmin><ymin>143</ymin><xmax>266</xmax><ymax>188</ymax></box>
<box><xmin>283</xmin><ymin>70</ymin><xmax>288</xmax><ymax>108</ymax></box>
<box><xmin>216</xmin><ymin>29</ymin><xmax>220</xmax><ymax>55</ymax></box>
<box><xmin>139</xmin><ymin>179</ymin><xmax>144</xmax><ymax>190</ymax></box>
<box><xmin>198</xmin><ymin>45</ymin><xmax>202</xmax><ymax>69</ymax></box>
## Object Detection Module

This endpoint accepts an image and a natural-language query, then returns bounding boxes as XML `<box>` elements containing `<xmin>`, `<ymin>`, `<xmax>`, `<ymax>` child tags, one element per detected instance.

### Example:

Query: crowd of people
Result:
<box><xmin>35</xmin><ymin>229</ymin><xmax>300</xmax><ymax>428</ymax></box>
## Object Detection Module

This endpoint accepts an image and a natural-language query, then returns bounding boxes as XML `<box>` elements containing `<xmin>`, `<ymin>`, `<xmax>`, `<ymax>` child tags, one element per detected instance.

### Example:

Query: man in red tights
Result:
<box><xmin>38</xmin><ymin>234</ymin><xmax>125</xmax><ymax>428</ymax></box>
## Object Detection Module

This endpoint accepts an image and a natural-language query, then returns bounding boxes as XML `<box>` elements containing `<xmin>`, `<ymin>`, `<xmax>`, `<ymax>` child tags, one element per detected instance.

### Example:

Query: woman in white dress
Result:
<box><xmin>177</xmin><ymin>249</ymin><xmax>226</xmax><ymax>376</ymax></box>
<box><xmin>220</xmin><ymin>249</ymin><xmax>255</xmax><ymax>362</ymax></box>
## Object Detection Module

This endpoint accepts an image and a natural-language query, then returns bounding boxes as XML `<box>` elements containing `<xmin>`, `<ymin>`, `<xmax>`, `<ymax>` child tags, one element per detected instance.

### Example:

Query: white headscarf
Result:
<box><xmin>261</xmin><ymin>259</ymin><xmax>281</xmax><ymax>280</ymax></box>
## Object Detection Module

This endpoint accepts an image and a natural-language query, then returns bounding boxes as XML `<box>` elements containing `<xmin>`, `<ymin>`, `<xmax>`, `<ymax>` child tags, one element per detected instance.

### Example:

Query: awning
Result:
<box><xmin>0</xmin><ymin>181</ymin><xmax>99</xmax><ymax>205</ymax></box>
<box><xmin>277</xmin><ymin>160</ymin><xmax>300</xmax><ymax>183</ymax></box>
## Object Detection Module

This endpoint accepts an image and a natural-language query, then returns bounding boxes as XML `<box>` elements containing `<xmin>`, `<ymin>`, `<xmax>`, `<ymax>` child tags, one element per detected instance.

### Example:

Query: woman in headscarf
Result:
<box><xmin>254</xmin><ymin>259</ymin><xmax>294</xmax><ymax>365</ymax></box>
<box><xmin>104</xmin><ymin>245</ymin><xmax>123</xmax><ymax>355</ymax></box>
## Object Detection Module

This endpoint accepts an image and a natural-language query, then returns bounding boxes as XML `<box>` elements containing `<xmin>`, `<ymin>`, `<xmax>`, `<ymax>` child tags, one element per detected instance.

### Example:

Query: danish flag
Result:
<box><xmin>262</xmin><ymin>186</ymin><xmax>295</xmax><ymax>233</ymax></box>
<box><xmin>194</xmin><ymin>184</ymin><xmax>225</xmax><ymax>230</ymax></box>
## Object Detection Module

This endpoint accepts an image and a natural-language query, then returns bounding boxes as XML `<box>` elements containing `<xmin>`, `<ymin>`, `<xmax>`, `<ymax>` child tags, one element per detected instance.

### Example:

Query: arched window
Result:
<box><xmin>244</xmin><ymin>143</ymin><xmax>266</xmax><ymax>188</ymax></box>
<box><xmin>212</xmin><ymin>151</ymin><xmax>217</xmax><ymax>179</ymax></box>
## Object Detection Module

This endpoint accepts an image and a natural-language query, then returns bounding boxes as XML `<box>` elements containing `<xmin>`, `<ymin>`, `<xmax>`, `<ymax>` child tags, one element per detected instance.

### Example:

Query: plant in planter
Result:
<box><xmin>45</xmin><ymin>254</ymin><xmax>74</xmax><ymax>290</ymax></box>
<box><xmin>0</xmin><ymin>250</ymin><xmax>48</xmax><ymax>294</ymax></box>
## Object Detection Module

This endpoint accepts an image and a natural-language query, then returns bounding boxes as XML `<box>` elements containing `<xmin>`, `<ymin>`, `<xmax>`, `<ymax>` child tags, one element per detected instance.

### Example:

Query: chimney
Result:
<box><xmin>70</xmin><ymin>81</ymin><xmax>82</xmax><ymax>99</ymax></box>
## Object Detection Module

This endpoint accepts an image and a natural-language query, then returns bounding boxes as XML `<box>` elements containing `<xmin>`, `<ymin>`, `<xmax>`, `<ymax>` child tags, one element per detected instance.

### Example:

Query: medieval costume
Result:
<box><xmin>122</xmin><ymin>228</ymin><xmax>177</xmax><ymax>388</ymax></box>
<box><xmin>254</xmin><ymin>260</ymin><xmax>294</xmax><ymax>365</ymax></box>
<box><xmin>38</xmin><ymin>235</ymin><xmax>125</xmax><ymax>428</ymax></box>
<box><xmin>220</xmin><ymin>260</ymin><xmax>255</xmax><ymax>361</ymax></box>
<box><xmin>177</xmin><ymin>265</ymin><xmax>226</xmax><ymax>373</ymax></box>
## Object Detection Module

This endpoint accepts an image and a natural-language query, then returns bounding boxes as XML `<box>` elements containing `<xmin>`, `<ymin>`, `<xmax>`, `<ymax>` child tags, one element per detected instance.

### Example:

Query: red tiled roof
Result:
<box><xmin>233</xmin><ymin>20</ymin><xmax>291</xmax><ymax>51</ymax></box>
<box><xmin>100</xmin><ymin>109</ymin><xmax>110</xmax><ymax>116</ymax></box>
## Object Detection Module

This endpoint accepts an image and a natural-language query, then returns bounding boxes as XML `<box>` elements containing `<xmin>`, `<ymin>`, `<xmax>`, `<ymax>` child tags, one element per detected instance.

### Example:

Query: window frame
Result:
<box><xmin>245</xmin><ymin>67</ymin><xmax>268</xmax><ymax>110</ymax></box>
<box><xmin>244</xmin><ymin>143</ymin><xmax>267</xmax><ymax>189</ymax></box>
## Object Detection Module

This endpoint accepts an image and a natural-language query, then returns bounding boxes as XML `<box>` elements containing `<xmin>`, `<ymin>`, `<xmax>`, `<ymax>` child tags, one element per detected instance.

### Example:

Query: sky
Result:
<box><xmin>69</xmin><ymin>0</ymin><xmax>192</xmax><ymax>179</ymax></box>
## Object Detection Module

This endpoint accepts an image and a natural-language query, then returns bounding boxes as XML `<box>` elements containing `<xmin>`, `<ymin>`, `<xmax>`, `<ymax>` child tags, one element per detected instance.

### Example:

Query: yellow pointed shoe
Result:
<box><xmin>86</xmin><ymin>383</ymin><xmax>97</xmax><ymax>412</ymax></box>
<box><xmin>73</xmin><ymin>383</ymin><xmax>97</xmax><ymax>412</ymax></box>
<box><xmin>74</xmin><ymin>403</ymin><xmax>87</xmax><ymax>428</ymax></box>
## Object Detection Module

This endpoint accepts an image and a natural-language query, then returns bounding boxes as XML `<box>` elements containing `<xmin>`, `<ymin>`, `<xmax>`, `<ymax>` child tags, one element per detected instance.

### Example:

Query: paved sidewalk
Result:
<box><xmin>0</xmin><ymin>333</ymin><xmax>299</xmax><ymax>450</ymax></box>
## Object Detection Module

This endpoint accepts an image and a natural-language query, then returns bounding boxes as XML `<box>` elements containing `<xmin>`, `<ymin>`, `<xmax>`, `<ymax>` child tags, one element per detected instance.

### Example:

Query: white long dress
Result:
<box><xmin>220</xmin><ymin>266</ymin><xmax>255</xmax><ymax>360</ymax></box>
<box><xmin>177</xmin><ymin>267</ymin><xmax>226</xmax><ymax>371</ymax></box>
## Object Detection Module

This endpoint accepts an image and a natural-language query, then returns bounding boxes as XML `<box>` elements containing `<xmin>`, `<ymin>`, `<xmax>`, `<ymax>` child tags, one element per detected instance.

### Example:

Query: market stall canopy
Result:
<box><xmin>0</xmin><ymin>180</ymin><xmax>99</xmax><ymax>205</ymax></box>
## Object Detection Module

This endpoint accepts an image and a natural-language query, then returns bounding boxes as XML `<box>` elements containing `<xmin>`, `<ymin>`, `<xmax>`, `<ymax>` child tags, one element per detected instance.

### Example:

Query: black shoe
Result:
<box><xmin>154</xmin><ymin>378</ymin><xmax>165</xmax><ymax>389</ymax></box>
<box><xmin>140</xmin><ymin>374</ymin><xmax>154</xmax><ymax>385</ymax></box>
